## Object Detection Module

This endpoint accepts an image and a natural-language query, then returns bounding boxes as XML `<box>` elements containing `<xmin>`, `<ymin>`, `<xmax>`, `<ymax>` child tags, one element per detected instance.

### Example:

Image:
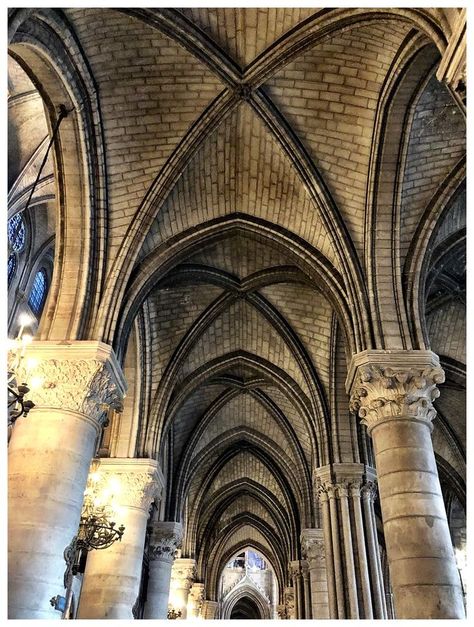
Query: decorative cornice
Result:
<box><xmin>347</xmin><ymin>350</ymin><xmax>444</xmax><ymax>433</ymax></box>
<box><xmin>149</xmin><ymin>521</ymin><xmax>183</xmax><ymax>563</ymax></box>
<box><xmin>13</xmin><ymin>341</ymin><xmax>127</xmax><ymax>423</ymax></box>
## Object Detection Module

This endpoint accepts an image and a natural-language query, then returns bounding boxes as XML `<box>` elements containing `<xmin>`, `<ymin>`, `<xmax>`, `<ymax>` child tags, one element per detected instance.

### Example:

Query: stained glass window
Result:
<box><xmin>8</xmin><ymin>253</ymin><xmax>17</xmax><ymax>285</ymax></box>
<box><xmin>8</xmin><ymin>213</ymin><xmax>26</xmax><ymax>252</ymax></box>
<box><xmin>28</xmin><ymin>269</ymin><xmax>48</xmax><ymax>316</ymax></box>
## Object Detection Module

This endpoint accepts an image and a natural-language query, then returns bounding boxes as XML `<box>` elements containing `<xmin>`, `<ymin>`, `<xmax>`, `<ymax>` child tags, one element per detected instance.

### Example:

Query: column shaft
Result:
<box><xmin>302</xmin><ymin>569</ymin><xmax>312</xmax><ymax>619</ymax></box>
<box><xmin>372</xmin><ymin>418</ymin><xmax>464</xmax><ymax>618</ymax></box>
<box><xmin>351</xmin><ymin>487</ymin><xmax>373</xmax><ymax>619</ymax></box>
<box><xmin>361</xmin><ymin>489</ymin><xmax>384</xmax><ymax>618</ymax></box>
<box><xmin>9</xmin><ymin>409</ymin><xmax>99</xmax><ymax>619</ymax></box>
<box><xmin>319</xmin><ymin>495</ymin><xmax>337</xmax><ymax>618</ymax></box>
<box><xmin>338</xmin><ymin>486</ymin><xmax>359</xmax><ymax>618</ymax></box>
<box><xmin>144</xmin><ymin>557</ymin><xmax>174</xmax><ymax>618</ymax></box>
<box><xmin>328</xmin><ymin>489</ymin><xmax>345</xmax><ymax>618</ymax></box>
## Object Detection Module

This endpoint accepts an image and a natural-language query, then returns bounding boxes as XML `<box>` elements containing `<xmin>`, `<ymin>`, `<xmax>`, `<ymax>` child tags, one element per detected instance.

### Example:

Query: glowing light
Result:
<box><xmin>90</xmin><ymin>472</ymin><xmax>101</xmax><ymax>483</ymax></box>
<box><xmin>29</xmin><ymin>376</ymin><xmax>43</xmax><ymax>390</ymax></box>
<box><xmin>21</xmin><ymin>334</ymin><xmax>33</xmax><ymax>345</ymax></box>
<box><xmin>26</xmin><ymin>357</ymin><xmax>39</xmax><ymax>370</ymax></box>
<box><xmin>19</xmin><ymin>312</ymin><xmax>33</xmax><ymax>327</ymax></box>
<box><xmin>107</xmin><ymin>477</ymin><xmax>122</xmax><ymax>495</ymax></box>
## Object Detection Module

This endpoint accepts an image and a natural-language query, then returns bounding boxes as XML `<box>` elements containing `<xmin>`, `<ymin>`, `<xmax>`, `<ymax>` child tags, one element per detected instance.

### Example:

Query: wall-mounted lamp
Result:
<box><xmin>8</xmin><ymin>313</ymin><xmax>35</xmax><ymax>425</ymax></box>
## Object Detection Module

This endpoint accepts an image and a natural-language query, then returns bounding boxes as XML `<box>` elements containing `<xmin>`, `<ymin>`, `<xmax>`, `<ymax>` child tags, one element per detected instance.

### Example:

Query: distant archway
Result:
<box><xmin>230</xmin><ymin>596</ymin><xmax>262</xmax><ymax>619</ymax></box>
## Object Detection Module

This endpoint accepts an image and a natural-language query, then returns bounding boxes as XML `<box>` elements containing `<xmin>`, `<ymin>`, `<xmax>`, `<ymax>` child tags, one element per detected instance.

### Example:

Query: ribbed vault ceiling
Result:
<box><xmin>8</xmin><ymin>7</ymin><xmax>465</xmax><ymax>597</ymax></box>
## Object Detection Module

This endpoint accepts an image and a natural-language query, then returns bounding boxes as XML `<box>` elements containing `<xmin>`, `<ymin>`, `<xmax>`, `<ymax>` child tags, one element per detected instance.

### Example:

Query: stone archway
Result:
<box><xmin>221</xmin><ymin>582</ymin><xmax>272</xmax><ymax>620</ymax></box>
<box><xmin>230</xmin><ymin>596</ymin><xmax>262</xmax><ymax>619</ymax></box>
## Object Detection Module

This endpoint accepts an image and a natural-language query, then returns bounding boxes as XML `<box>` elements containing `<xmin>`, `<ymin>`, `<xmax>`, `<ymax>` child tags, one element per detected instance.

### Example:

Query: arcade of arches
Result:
<box><xmin>7</xmin><ymin>6</ymin><xmax>466</xmax><ymax>621</ymax></box>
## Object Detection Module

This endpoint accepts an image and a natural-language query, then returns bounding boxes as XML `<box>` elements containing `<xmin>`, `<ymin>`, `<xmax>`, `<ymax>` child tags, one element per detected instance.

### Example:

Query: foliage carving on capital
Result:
<box><xmin>16</xmin><ymin>358</ymin><xmax>123</xmax><ymax>423</ymax></box>
<box><xmin>361</xmin><ymin>481</ymin><xmax>378</xmax><ymax>503</ymax></box>
<box><xmin>95</xmin><ymin>468</ymin><xmax>161</xmax><ymax>511</ymax></box>
<box><xmin>149</xmin><ymin>526</ymin><xmax>183</xmax><ymax>563</ymax></box>
<box><xmin>350</xmin><ymin>364</ymin><xmax>444</xmax><ymax>431</ymax></box>
<box><xmin>172</xmin><ymin>560</ymin><xmax>197</xmax><ymax>590</ymax></box>
<box><xmin>301</xmin><ymin>536</ymin><xmax>325</xmax><ymax>565</ymax></box>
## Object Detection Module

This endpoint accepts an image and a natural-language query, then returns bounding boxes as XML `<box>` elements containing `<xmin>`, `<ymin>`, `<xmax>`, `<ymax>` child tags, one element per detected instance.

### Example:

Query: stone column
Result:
<box><xmin>348</xmin><ymin>350</ymin><xmax>465</xmax><ymax>619</ymax></box>
<box><xmin>290</xmin><ymin>561</ymin><xmax>304</xmax><ymax>618</ymax></box>
<box><xmin>301</xmin><ymin>528</ymin><xmax>329</xmax><ymax>619</ymax></box>
<box><xmin>201</xmin><ymin>599</ymin><xmax>218</xmax><ymax>619</ymax></box>
<box><xmin>77</xmin><ymin>458</ymin><xmax>162</xmax><ymax>618</ymax></box>
<box><xmin>360</xmin><ymin>482</ymin><xmax>385</xmax><ymax>618</ymax></box>
<box><xmin>317</xmin><ymin>488</ymin><xmax>337</xmax><ymax>618</ymax></box>
<box><xmin>188</xmin><ymin>582</ymin><xmax>205</xmax><ymax>618</ymax></box>
<box><xmin>301</xmin><ymin>561</ymin><xmax>312</xmax><ymax>619</ymax></box>
<box><xmin>277</xmin><ymin>603</ymin><xmax>287</xmax><ymax>619</ymax></box>
<box><xmin>170</xmin><ymin>558</ymin><xmax>196</xmax><ymax>619</ymax></box>
<box><xmin>349</xmin><ymin>481</ymin><xmax>373</xmax><ymax>619</ymax></box>
<box><xmin>8</xmin><ymin>341</ymin><xmax>125</xmax><ymax>619</ymax></box>
<box><xmin>284</xmin><ymin>587</ymin><xmax>295</xmax><ymax>619</ymax></box>
<box><xmin>144</xmin><ymin>522</ymin><xmax>183</xmax><ymax>619</ymax></box>
<box><xmin>324</xmin><ymin>483</ymin><xmax>345</xmax><ymax>617</ymax></box>
<box><xmin>337</xmin><ymin>482</ymin><xmax>359</xmax><ymax>618</ymax></box>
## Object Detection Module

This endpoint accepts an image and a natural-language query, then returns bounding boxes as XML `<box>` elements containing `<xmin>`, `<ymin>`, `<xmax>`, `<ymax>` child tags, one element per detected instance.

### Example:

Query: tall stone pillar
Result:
<box><xmin>8</xmin><ymin>341</ymin><xmax>125</xmax><ymax>619</ymax></box>
<box><xmin>144</xmin><ymin>522</ymin><xmax>183</xmax><ymax>619</ymax></box>
<box><xmin>170</xmin><ymin>558</ymin><xmax>196</xmax><ymax>619</ymax></box>
<box><xmin>348</xmin><ymin>350</ymin><xmax>465</xmax><ymax>619</ymax></box>
<box><xmin>301</xmin><ymin>561</ymin><xmax>312</xmax><ymax>619</ymax></box>
<box><xmin>202</xmin><ymin>599</ymin><xmax>218</xmax><ymax>619</ymax></box>
<box><xmin>337</xmin><ymin>483</ymin><xmax>359</xmax><ymax>618</ymax></box>
<box><xmin>360</xmin><ymin>480</ymin><xmax>386</xmax><ymax>618</ymax></box>
<box><xmin>301</xmin><ymin>529</ymin><xmax>329</xmax><ymax>618</ymax></box>
<box><xmin>317</xmin><ymin>488</ymin><xmax>337</xmax><ymax>617</ymax></box>
<box><xmin>77</xmin><ymin>458</ymin><xmax>163</xmax><ymax>618</ymax></box>
<box><xmin>349</xmin><ymin>480</ymin><xmax>373</xmax><ymax>619</ymax></box>
<box><xmin>290</xmin><ymin>561</ymin><xmax>304</xmax><ymax>618</ymax></box>
<box><xmin>284</xmin><ymin>587</ymin><xmax>296</xmax><ymax>619</ymax></box>
<box><xmin>188</xmin><ymin>582</ymin><xmax>205</xmax><ymax>618</ymax></box>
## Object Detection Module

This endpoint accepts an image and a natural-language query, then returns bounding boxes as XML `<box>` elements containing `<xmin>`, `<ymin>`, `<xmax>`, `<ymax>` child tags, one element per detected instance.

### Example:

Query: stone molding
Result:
<box><xmin>172</xmin><ymin>558</ymin><xmax>197</xmax><ymax>590</ymax></box>
<box><xmin>436</xmin><ymin>8</ymin><xmax>466</xmax><ymax>92</ymax></box>
<box><xmin>346</xmin><ymin>350</ymin><xmax>444</xmax><ymax>433</ymax></box>
<box><xmin>13</xmin><ymin>341</ymin><xmax>127</xmax><ymax>423</ymax></box>
<box><xmin>90</xmin><ymin>458</ymin><xmax>162</xmax><ymax>511</ymax></box>
<box><xmin>301</xmin><ymin>529</ymin><xmax>325</xmax><ymax>565</ymax></box>
<box><xmin>149</xmin><ymin>521</ymin><xmax>183</xmax><ymax>563</ymax></box>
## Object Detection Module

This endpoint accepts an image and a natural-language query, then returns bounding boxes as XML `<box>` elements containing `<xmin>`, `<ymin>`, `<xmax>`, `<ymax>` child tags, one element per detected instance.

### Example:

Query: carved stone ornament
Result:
<box><xmin>172</xmin><ymin>559</ymin><xmax>197</xmax><ymax>590</ymax></box>
<box><xmin>301</xmin><ymin>532</ymin><xmax>325</xmax><ymax>564</ymax></box>
<box><xmin>15</xmin><ymin>357</ymin><xmax>123</xmax><ymax>424</ymax></box>
<box><xmin>360</xmin><ymin>481</ymin><xmax>378</xmax><ymax>503</ymax></box>
<box><xmin>349</xmin><ymin>364</ymin><xmax>444</xmax><ymax>432</ymax></box>
<box><xmin>149</xmin><ymin>525</ymin><xmax>183</xmax><ymax>563</ymax></box>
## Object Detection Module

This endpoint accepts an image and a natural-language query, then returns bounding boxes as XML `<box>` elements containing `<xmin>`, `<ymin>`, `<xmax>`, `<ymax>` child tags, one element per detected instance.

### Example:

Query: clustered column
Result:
<box><xmin>144</xmin><ymin>522</ymin><xmax>183</xmax><ymax>619</ymax></box>
<box><xmin>301</xmin><ymin>529</ymin><xmax>329</xmax><ymax>618</ymax></box>
<box><xmin>77</xmin><ymin>459</ymin><xmax>163</xmax><ymax>618</ymax></box>
<box><xmin>8</xmin><ymin>341</ymin><xmax>126</xmax><ymax>619</ymax></box>
<box><xmin>316</xmin><ymin>463</ymin><xmax>380</xmax><ymax>619</ymax></box>
<box><xmin>348</xmin><ymin>350</ymin><xmax>465</xmax><ymax>619</ymax></box>
<box><xmin>170</xmin><ymin>558</ymin><xmax>196</xmax><ymax>619</ymax></box>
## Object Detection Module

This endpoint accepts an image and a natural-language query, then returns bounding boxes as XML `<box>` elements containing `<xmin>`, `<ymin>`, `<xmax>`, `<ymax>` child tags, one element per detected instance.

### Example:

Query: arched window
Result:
<box><xmin>28</xmin><ymin>269</ymin><xmax>48</xmax><ymax>316</ymax></box>
<box><xmin>8</xmin><ymin>253</ymin><xmax>17</xmax><ymax>285</ymax></box>
<box><xmin>8</xmin><ymin>213</ymin><xmax>26</xmax><ymax>252</ymax></box>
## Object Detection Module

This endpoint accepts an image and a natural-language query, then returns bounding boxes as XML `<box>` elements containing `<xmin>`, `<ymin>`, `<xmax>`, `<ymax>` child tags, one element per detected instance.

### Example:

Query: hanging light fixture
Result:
<box><xmin>8</xmin><ymin>313</ymin><xmax>35</xmax><ymax>425</ymax></box>
<box><xmin>167</xmin><ymin>608</ymin><xmax>182</xmax><ymax>620</ymax></box>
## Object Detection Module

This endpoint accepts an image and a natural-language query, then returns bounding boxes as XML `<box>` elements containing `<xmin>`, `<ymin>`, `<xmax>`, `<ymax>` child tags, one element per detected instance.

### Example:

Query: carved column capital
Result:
<box><xmin>347</xmin><ymin>350</ymin><xmax>444</xmax><ymax>433</ymax></box>
<box><xmin>172</xmin><ymin>558</ymin><xmax>197</xmax><ymax>591</ymax></box>
<box><xmin>301</xmin><ymin>528</ymin><xmax>326</xmax><ymax>565</ymax></box>
<box><xmin>284</xmin><ymin>587</ymin><xmax>295</xmax><ymax>617</ymax></box>
<box><xmin>289</xmin><ymin>560</ymin><xmax>301</xmax><ymax>578</ymax></box>
<box><xmin>361</xmin><ymin>480</ymin><xmax>378</xmax><ymax>503</ymax></box>
<box><xmin>91</xmin><ymin>458</ymin><xmax>164</xmax><ymax>512</ymax></box>
<box><xmin>149</xmin><ymin>521</ymin><xmax>183</xmax><ymax>563</ymax></box>
<box><xmin>14</xmin><ymin>341</ymin><xmax>126</xmax><ymax>425</ymax></box>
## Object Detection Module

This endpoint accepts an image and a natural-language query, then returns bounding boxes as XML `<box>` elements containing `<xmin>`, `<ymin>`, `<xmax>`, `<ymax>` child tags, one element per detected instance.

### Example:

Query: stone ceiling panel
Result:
<box><xmin>147</xmin><ymin>284</ymin><xmax>224</xmax><ymax>384</ymax></box>
<box><xmin>400</xmin><ymin>75</ymin><xmax>465</xmax><ymax>266</ymax></box>
<box><xmin>178</xmin><ymin>8</ymin><xmax>320</xmax><ymax>68</ymax></box>
<box><xmin>260</xmin><ymin>283</ymin><xmax>334</xmax><ymax>389</ymax></box>
<box><xmin>265</xmin><ymin>20</ymin><xmax>412</xmax><ymax>257</ymax></box>
<box><xmin>138</xmin><ymin>103</ymin><xmax>337</xmax><ymax>267</ymax></box>
<box><xmin>65</xmin><ymin>8</ymin><xmax>224</xmax><ymax>270</ymax></box>
<box><xmin>176</xmin><ymin>297</ymin><xmax>311</xmax><ymax>398</ymax></box>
